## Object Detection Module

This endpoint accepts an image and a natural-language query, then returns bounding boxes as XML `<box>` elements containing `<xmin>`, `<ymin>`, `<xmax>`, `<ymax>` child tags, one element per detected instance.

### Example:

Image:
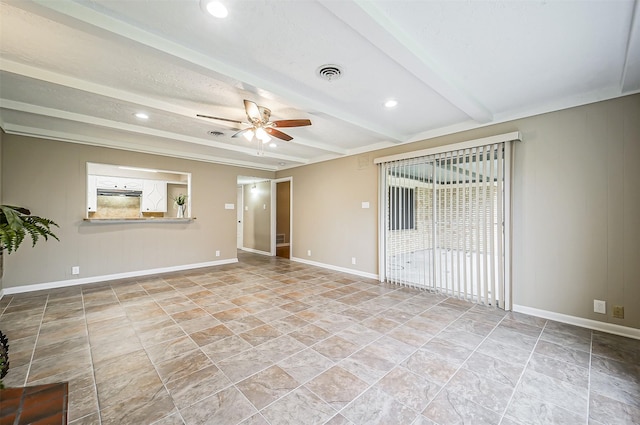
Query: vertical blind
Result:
<box><xmin>377</xmin><ymin>136</ymin><xmax>516</xmax><ymax>309</ymax></box>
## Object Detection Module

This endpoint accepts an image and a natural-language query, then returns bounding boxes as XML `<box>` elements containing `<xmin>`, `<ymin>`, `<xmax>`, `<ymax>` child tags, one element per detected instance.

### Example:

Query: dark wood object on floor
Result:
<box><xmin>0</xmin><ymin>382</ymin><xmax>68</xmax><ymax>425</ymax></box>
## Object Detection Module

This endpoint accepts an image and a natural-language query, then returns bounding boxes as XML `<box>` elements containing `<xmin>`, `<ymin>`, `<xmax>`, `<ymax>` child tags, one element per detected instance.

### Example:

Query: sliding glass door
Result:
<box><xmin>379</xmin><ymin>141</ymin><xmax>512</xmax><ymax>309</ymax></box>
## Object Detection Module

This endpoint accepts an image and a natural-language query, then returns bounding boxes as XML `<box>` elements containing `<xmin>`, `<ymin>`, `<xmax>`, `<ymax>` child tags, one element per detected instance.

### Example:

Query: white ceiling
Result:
<box><xmin>1</xmin><ymin>0</ymin><xmax>638</xmax><ymax>171</ymax></box>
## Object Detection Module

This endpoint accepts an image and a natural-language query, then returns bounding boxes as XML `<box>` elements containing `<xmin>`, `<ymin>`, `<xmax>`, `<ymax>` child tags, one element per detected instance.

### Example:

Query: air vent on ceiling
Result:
<box><xmin>316</xmin><ymin>64</ymin><xmax>343</xmax><ymax>82</ymax></box>
<box><xmin>208</xmin><ymin>130</ymin><xmax>224</xmax><ymax>136</ymax></box>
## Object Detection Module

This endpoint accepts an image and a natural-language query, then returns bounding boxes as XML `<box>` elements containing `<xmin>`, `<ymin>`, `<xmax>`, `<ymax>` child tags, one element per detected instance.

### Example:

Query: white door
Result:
<box><xmin>237</xmin><ymin>186</ymin><xmax>243</xmax><ymax>249</ymax></box>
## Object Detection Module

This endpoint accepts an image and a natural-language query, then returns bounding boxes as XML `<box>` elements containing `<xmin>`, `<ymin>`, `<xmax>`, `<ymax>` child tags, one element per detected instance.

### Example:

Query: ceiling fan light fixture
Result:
<box><xmin>201</xmin><ymin>0</ymin><xmax>228</xmax><ymax>18</ymax></box>
<box><xmin>243</xmin><ymin>129</ymin><xmax>255</xmax><ymax>141</ymax></box>
<box><xmin>255</xmin><ymin>127</ymin><xmax>270</xmax><ymax>143</ymax></box>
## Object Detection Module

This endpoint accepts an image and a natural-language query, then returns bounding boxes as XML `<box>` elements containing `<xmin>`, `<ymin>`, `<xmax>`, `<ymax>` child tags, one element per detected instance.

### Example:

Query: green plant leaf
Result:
<box><xmin>0</xmin><ymin>205</ymin><xmax>59</xmax><ymax>253</ymax></box>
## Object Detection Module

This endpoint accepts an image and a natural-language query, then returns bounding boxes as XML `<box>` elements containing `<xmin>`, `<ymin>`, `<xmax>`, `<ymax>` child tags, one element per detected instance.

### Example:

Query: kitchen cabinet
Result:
<box><xmin>87</xmin><ymin>175</ymin><xmax>97</xmax><ymax>212</ymax></box>
<box><xmin>95</xmin><ymin>176</ymin><xmax>143</xmax><ymax>190</ymax></box>
<box><xmin>141</xmin><ymin>180</ymin><xmax>167</xmax><ymax>212</ymax></box>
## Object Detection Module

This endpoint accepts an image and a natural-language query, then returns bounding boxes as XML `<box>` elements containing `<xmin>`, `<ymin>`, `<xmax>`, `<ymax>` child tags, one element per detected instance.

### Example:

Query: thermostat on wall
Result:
<box><xmin>224</xmin><ymin>203</ymin><xmax>234</xmax><ymax>210</ymax></box>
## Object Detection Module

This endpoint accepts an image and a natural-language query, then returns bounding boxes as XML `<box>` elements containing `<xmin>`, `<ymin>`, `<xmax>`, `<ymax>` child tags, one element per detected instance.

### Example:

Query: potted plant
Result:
<box><xmin>0</xmin><ymin>205</ymin><xmax>59</xmax><ymax>388</ymax></box>
<box><xmin>0</xmin><ymin>205</ymin><xmax>59</xmax><ymax>253</ymax></box>
<box><xmin>173</xmin><ymin>194</ymin><xmax>187</xmax><ymax>218</ymax></box>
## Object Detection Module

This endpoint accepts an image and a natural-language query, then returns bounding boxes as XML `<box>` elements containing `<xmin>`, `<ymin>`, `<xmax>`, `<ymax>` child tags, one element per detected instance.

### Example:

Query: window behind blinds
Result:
<box><xmin>378</xmin><ymin>139</ymin><xmax>514</xmax><ymax>309</ymax></box>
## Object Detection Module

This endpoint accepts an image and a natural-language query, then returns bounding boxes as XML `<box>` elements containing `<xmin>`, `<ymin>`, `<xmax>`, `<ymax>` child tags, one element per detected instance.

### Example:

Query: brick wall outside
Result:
<box><xmin>387</xmin><ymin>182</ymin><xmax>499</xmax><ymax>256</ymax></box>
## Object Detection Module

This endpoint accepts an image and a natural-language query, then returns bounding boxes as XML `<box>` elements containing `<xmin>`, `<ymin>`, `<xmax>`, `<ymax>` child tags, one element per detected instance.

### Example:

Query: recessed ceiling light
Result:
<box><xmin>384</xmin><ymin>100</ymin><xmax>398</xmax><ymax>109</ymax></box>
<box><xmin>134</xmin><ymin>112</ymin><xmax>149</xmax><ymax>120</ymax></box>
<box><xmin>201</xmin><ymin>0</ymin><xmax>228</xmax><ymax>18</ymax></box>
<box><xmin>269</xmin><ymin>143</ymin><xmax>277</xmax><ymax>148</ymax></box>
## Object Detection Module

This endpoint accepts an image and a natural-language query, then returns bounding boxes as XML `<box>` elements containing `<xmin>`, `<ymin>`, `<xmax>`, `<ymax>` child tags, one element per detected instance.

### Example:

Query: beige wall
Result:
<box><xmin>278</xmin><ymin>94</ymin><xmax>640</xmax><ymax>329</ymax></box>
<box><xmin>242</xmin><ymin>181</ymin><xmax>271</xmax><ymax>253</ymax></box>
<box><xmin>278</xmin><ymin>154</ymin><xmax>378</xmax><ymax>273</ymax></box>
<box><xmin>2</xmin><ymin>95</ymin><xmax>639</xmax><ymax>329</ymax></box>
<box><xmin>1</xmin><ymin>135</ymin><xmax>273</xmax><ymax>289</ymax></box>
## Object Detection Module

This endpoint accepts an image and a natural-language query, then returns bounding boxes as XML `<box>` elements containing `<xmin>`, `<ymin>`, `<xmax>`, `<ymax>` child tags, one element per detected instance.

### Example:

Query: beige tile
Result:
<box><xmin>306</xmin><ymin>366</ymin><xmax>368</xmax><ymax>410</ymax></box>
<box><xmin>312</xmin><ymin>336</ymin><xmax>359</xmax><ymax>362</ymax></box>
<box><xmin>200</xmin><ymin>335</ymin><xmax>252</xmax><ymax>362</ymax></box>
<box><xmin>190</xmin><ymin>324</ymin><xmax>234</xmax><ymax>346</ymax></box>
<box><xmin>341</xmin><ymin>386</ymin><xmax>417</xmax><ymax>425</ymax></box>
<box><xmin>377</xmin><ymin>366</ymin><xmax>441</xmax><ymax>412</ymax></box>
<box><xmin>261</xmin><ymin>386</ymin><xmax>336</xmax><ymax>425</ymax></box>
<box><xmin>239</xmin><ymin>324</ymin><xmax>282</xmax><ymax>347</ymax></box>
<box><xmin>145</xmin><ymin>335</ymin><xmax>200</xmax><ymax>365</ymax></box>
<box><xmin>180</xmin><ymin>386</ymin><xmax>257</xmax><ymax>425</ymax></box>
<box><xmin>7</xmin><ymin>252</ymin><xmax>638</xmax><ymax>425</ymax></box>
<box><xmin>278</xmin><ymin>348</ymin><xmax>334</xmax><ymax>384</ymax></box>
<box><xmin>237</xmin><ymin>365</ymin><xmax>299</xmax><ymax>410</ymax></box>
<box><xmin>165</xmin><ymin>364</ymin><xmax>232</xmax><ymax>409</ymax></box>
<box><xmin>99</xmin><ymin>386</ymin><xmax>176</xmax><ymax>425</ymax></box>
<box><xmin>155</xmin><ymin>348</ymin><xmax>214</xmax><ymax>384</ymax></box>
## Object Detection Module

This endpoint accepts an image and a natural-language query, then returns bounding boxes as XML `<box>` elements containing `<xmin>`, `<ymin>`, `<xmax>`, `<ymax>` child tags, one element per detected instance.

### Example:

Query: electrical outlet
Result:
<box><xmin>215</xmin><ymin>250</ymin><xmax>220</xmax><ymax>257</ymax></box>
<box><xmin>594</xmin><ymin>299</ymin><xmax>606</xmax><ymax>314</ymax></box>
<box><xmin>307</xmin><ymin>250</ymin><xmax>311</xmax><ymax>256</ymax></box>
<box><xmin>613</xmin><ymin>305</ymin><xmax>624</xmax><ymax>319</ymax></box>
<box><xmin>352</xmin><ymin>257</ymin><xmax>356</xmax><ymax>265</ymax></box>
<box><xmin>71</xmin><ymin>266</ymin><xmax>80</xmax><ymax>275</ymax></box>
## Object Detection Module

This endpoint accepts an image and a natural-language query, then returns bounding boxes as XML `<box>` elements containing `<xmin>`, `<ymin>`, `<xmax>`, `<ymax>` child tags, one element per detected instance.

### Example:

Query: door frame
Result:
<box><xmin>236</xmin><ymin>185</ymin><xmax>244</xmax><ymax>249</ymax></box>
<box><xmin>271</xmin><ymin>177</ymin><xmax>293</xmax><ymax>257</ymax></box>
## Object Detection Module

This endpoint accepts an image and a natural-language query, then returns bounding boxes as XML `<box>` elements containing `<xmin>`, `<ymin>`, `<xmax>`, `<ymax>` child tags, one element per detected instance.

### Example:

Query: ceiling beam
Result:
<box><xmin>28</xmin><ymin>0</ymin><xmax>406</xmax><ymax>143</ymax></box>
<box><xmin>319</xmin><ymin>0</ymin><xmax>493</xmax><ymax>124</ymax></box>
<box><xmin>1</xmin><ymin>100</ymin><xmax>309</xmax><ymax>164</ymax></box>
<box><xmin>2</xmin><ymin>62</ymin><xmax>348</xmax><ymax>156</ymax></box>
<box><xmin>2</xmin><ymin>124</ymin><xmax>281</xmax><ymax>171</ymax></box>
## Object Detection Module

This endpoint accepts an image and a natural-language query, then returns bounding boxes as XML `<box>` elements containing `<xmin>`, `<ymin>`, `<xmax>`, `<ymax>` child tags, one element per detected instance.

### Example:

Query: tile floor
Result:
<box><xmin>0</xmin><ymin>252</ymin><xmax>639</xmax><ymax>425</ymax></box>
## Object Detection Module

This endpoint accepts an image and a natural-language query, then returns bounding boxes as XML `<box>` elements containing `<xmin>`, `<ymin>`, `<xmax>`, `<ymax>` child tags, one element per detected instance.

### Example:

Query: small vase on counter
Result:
<box><xmin>177</xmin><ymin>205</ymin><xmax>185</xmax><ymax>218</ymax></box>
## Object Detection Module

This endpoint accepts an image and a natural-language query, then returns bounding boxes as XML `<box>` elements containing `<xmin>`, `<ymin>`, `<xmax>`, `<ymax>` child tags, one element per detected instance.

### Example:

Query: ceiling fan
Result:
<box><xmin>197</xmin><ymin>99</ymin><xmax>312</xmax><ymax>144</ymax></box>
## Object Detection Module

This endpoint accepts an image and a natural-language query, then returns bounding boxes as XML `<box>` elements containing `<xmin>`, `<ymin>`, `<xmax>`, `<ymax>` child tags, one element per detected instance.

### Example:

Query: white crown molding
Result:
<box><xmin>2</xmin><ymin>259</ymin><xmax>238</xmax><ymax>295</ymax></box>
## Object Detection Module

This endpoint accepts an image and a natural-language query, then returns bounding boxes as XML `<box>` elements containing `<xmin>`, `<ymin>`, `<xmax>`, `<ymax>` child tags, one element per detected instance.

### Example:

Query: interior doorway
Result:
<box><xmin>274</xmin><ymin>178</ymin><xmax>291</xmax><ymax>259</ymax></box>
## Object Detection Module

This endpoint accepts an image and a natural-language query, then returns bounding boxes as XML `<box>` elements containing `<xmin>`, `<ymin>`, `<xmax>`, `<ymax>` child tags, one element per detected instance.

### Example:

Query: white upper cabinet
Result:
<box><xmin>87</xmin><ymin>175</ymin><xmax>97</xmax><ymax>212</ymax></box>
<box><xmin>141</xmin><ymin>180</ymin><xmax>167</xmax><ymax>212</ymax></box>
<box><xmin>95</xmin><ymin>176</ymin><xmax>143</xmax><ymax>190</ymax></box>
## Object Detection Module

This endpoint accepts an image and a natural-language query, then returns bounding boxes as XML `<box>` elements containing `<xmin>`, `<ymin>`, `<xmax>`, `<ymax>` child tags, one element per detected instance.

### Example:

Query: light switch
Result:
<box><xmin>245</xmin><ymin>206</ymin><xmax>249</xmax><ymax>211</ymax></box>
<box><xmin>362</xmin><ymin>202</ymin><xmax>370</xmax><ymax>209</ymax></box>
<box><xmin>225</xmin><ymin>203</ymin><xmax>235</xmax><ymax>210</ymax></box>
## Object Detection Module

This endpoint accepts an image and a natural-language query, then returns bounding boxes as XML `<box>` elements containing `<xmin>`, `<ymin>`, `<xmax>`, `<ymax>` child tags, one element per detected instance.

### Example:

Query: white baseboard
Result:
<box><xmin>2</xmin><ymin>258</ymin><xmax>238</xmax><ymax>295</ymax></box>
<box><xmin>240</xmin><ymin>247</ymin><xmax>272</xmax><ymax>256</ymax></box>
<box><xmin>513</xmin><ymin>304</ymin><xmax>640</xmax><ymax>340</ymax></box>
<box><xmin>291</xmin><ymin>257</ymin><xmax>379</xmax><ymax>280</ymax></box>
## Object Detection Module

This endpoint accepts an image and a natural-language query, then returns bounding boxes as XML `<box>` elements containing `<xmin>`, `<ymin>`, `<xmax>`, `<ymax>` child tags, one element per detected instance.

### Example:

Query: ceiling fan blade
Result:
<box><xmin>266</xmin><ymin>128</ymin><xmax>293</xmax><ymax>141</ymax></box>
<box><xmin>244</xmin><ymin>100</ymin><xmax>262</xmax><ymax>123</ymax></box>
<box><xmin>272</xmin><ymin>119</ymin><xmax>312</xmax><ymax>128</ymax></box>
<box><xmin>232</xmin><ymin>128</ymin><xmax>252</xmax><ymax>138</ymax></box>
<box><xmin>196</xmin><ymin>114</ymin><xmax>244</xmax><ymax>124</ymax></box>
<box><xmin>258</xmin><ymin>106</ymin><xmax>271</xmax><ymax>123</ymax></box>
